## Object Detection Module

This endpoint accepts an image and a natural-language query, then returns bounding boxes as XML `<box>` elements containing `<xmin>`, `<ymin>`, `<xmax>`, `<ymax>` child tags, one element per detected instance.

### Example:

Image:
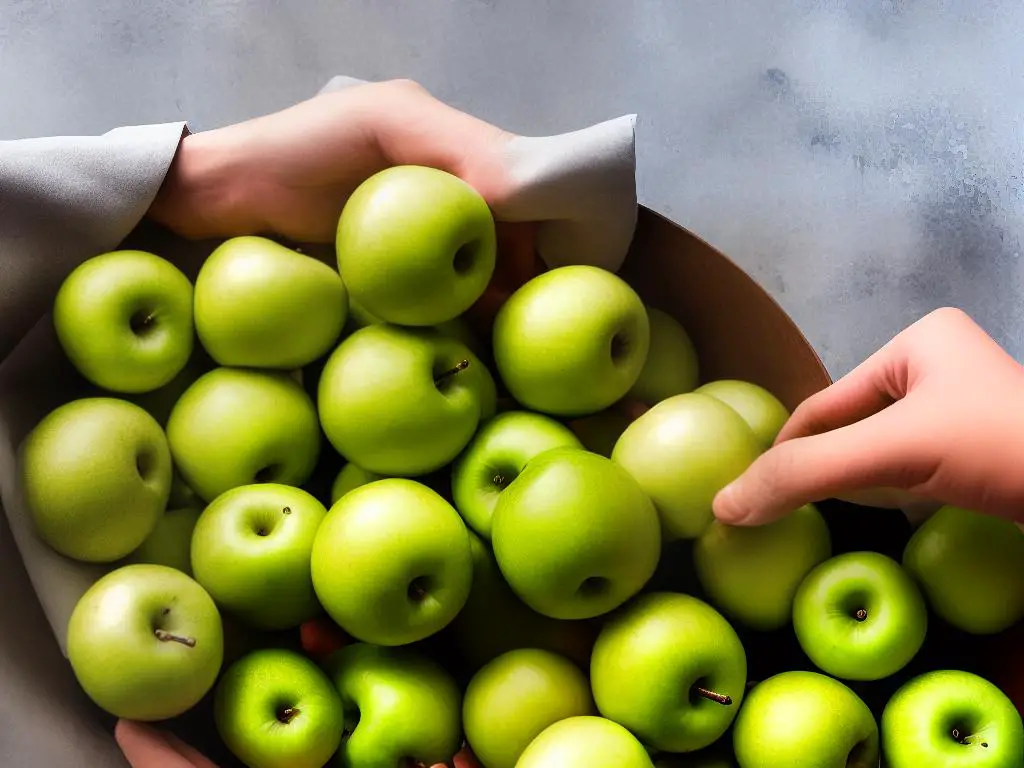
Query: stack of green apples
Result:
<box><xmin>20</xmin><ymin>164</ymin><xmax>1024</xmax><ymax>768</ymax></box>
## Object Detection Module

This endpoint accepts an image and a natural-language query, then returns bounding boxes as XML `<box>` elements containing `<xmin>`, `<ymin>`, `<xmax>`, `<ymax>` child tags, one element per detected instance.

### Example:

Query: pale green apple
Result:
<box><xmin>168</xmin><ymin>469</ymin><xmax>203</xmax><ymax>509</ymax></box>
<box><xmin>20</xmin><ymin>397</ymin><xmax>171</xmax><ymax>562</ymax></box>
<box><xmin>336</xmin><ymin>165</ymin><xmax>497</xmax><ymax>326</ymax></box>
<box><xmin>126</xmin><ymin>507</ymin><xmax>201</xmax><ymax>576</ymax></box>
<box><xmin>344</xmin><ymin>296</ymin><xmax>382</xmax><ymax>332</ymax></box>
<box><xmin>328</xmin><ymin>643</ymin><xmax>462</xmax><ymax>768</ymax></box>
<box><xmin>126</xmin><ymin>347</ymin><xmax>213</xmax><ymax>427</ymax></box>
<box><xmin>317</xmin><ymin>324</ymin><xmax>496</xmax><ymax>476</ymax></box>
<box><xmin>881</xmin><ymin>669</ymin><xmax>1024</xmax><ymax>768</ymax></box>
<box><xmin>53</xmin><ymin>249</ymin><xmax>194</xmax><ymax>393</ymax></box>
<box><xmin>612</xmin><ymin>392</ymin><xmax>762</xmax><ymax>539</ymax></box>
<box><xmin>516</xmin><ymin>716</ymin><xmax>655</xmax><ymax>768</ymax></box>
<box><xmin>793</xmin><ymin>551</ymin><xmax>928</xmax><ymax>681</ymax></box>
<box><xmin>451</xmin><ymin>410</ymin><xmax>583</xmax><ymax>539</ymax></box>
<box><xmin>695</xmin><ymin>379</ymin><xmax>789</xmax><ymax>450</ymax></box>
<box><xmin>464</xmin><ymin>648</ymin><xmax>595</xmax><ymax>768</ymax></box>
<box><xmin>191</xmin><ymin>484</ymin><xmax>327</xmax><ymax>630</ymax></box>
<box><xmin>492</xmin><ymin>265</ymin><xmax>651</xmax><ymax>416</ymax></box>
<box><xmin>902</xmin><ymin>505</ymin><xmax>1024</xmax><ymax>634</ymax></box>
<box><xmin>67</xmin><ymin>564</ymin><xmax>223</xmax><ymax>720</ymax></box>
<box><xmin>732</xmin><ymin>671</ymin><xmax>879</xmax><ymax>768</ymax></box>
<box><xmin>166</xmin><ymin>367</ymin><xmax>321</xmax><ymax>502</ymax></box>
<box><xmin>628</xmin><ymin>306</ymin><xmax>699</xmax><ymax>405</ymax></box>
<box><xmin>591</xmin><ymin>592</ymin><xmax>747</xmax><ymax>753</ymax></box>
<box><xmin>491</xmin><ymin>448</ymin><xmax>661</xmax><ymax>620</ymax></box>
<box><xmin>215</xmin><ymin>648</ymin><xmax>343</xmax><ymax>768</ymax></box>
<box><xmin>311</xmin><ymin>479</ymin><xmax>473</xmax><ymax>645</ymax></box>
<box><xmin>330</xmin><ymin>462</ymin><xmax>382</xmax><ymax>504</ymax></box>
<box><xmin>693</xmin><ymin>504</ymin><xmax>831</xmax><ymax>631</ymax></box>
<box><xmin>568</xmin><ymin>407</ymin><xmax>634</xmax><ymax>457</ymax></box>
<box><xmin>194</xmin><ymin>235</ymin><xmax>347</xmax><ymax>369</ymax></box>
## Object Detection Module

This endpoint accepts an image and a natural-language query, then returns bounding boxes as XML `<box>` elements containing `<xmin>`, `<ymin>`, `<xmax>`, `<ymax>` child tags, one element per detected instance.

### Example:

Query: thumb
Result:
<box><xmin>713</xmin><ymin>402</ymin><xmax>933</xmax><ymax>525</ymax></box>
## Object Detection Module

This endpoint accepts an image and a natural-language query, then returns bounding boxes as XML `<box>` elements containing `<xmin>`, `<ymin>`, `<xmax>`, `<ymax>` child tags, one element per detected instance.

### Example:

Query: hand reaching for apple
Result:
<box><xmin>714</xmin><ymin>307</ymin><xmax>1024</xmax><ymax>526</ymax></box>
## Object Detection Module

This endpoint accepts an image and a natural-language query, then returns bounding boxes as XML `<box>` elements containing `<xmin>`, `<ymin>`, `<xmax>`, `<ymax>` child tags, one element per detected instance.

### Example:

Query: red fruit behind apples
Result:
<box><xmin>990</xmin><ymin>622</ymin><xmax>1024</xmax><ymax>717</ymax></box>
<box><xmin>299</xmin><ymin>617</ymin><xmax>348</xmax><ymax>663</ymax></box>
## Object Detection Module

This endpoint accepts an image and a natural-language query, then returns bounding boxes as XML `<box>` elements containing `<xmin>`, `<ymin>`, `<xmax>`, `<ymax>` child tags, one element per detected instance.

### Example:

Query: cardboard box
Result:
<box><xmin>2</xmin><ymin>206</ymin><xmax>1019</xmax><ymax>766</ymax></box>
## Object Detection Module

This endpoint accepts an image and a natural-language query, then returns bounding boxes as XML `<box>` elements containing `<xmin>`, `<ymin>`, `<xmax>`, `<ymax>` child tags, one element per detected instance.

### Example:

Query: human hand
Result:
<box><xmin>713</xmin><ymin>307</ymin><xmax>1024</xmax><ymax>526</ymax></box>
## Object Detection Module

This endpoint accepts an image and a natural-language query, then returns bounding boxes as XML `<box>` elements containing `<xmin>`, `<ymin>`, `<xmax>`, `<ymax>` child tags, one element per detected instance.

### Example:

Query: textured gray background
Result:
<box><xmin>2</xmin><ymin>0</ymin><xmax>1022</xmax><ymax>377</ymax></box>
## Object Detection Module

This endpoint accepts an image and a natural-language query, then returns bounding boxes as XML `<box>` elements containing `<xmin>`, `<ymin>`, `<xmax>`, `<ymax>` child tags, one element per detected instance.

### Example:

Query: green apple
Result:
<box><xmin>328</xmin><ymin>642</ymin><xmax>462</xmax><ymax>768</ymax></box>
<box><xmin>732</xmin><ymin>671</ymin><xmax>879</xmax><ymax>768</ymax></box>
<box><xmin>464</xmin><ymin>648</ymin><xmax>595</xmax><ymax>768</ymax></box>
<box><xmin>446</xmin><ymin>531</ymin><xmax>598</xmax><ymax>675</ymax></box>
<box><xmin>194</xmin><ymin>235</ymin><xmax>347</xmax><ymax>369</ymax></box>
<box><xmin>215</xmin><ymin>648</ymin><xmax>343</xmax><ymax>768</ymax></box>
<box><xmin>695</xmin><ymin>379</ymin><xmax>789</xmax><ymax>450</ymax></box>
<box><xmin>344</xmin><ymin>296</ymin><xmax>382</xmax><ymax>332</ymax></box>
<box><xmin>881</xmin><ymin>669</ymin><xmax>1024</xmax><ymax>768</ymax></box>
<box><xmin>53</xmin><ymin>249</ymin><xmax>194</xmax><ymax>393</ymax></box>
<box><xmin>20</xmin><ymin>397</ymin><xmax>172</xmax><ymax>562</ymax></box>
<box><xmin>168</xmin><ymin>469</ymin><xmax>203</xmax><ymax>509</ymax></box>
<box><xmin>793</xmin><ymin>551</ymin><xmax>927</xmax><ymax>681</ymax></box>
<box><xmin>591</xmin><ymin>592</ymin><xmax>747</xmax><ymax>753</ymax></box>
<box><xmin>191</xmin><ymin>484</ymin><xmax>326</xmax><ymax>630</ymax></box>
<box><xmin>166</xmin><ymin>367</ymin><xmax>321</xmax><ymax>502</ymax></box>
<box><xmin>67</xmin><ymin>564</ymin><xmax>223</xmax><ymax>720</ymax></box>
<box><xmin>612</xmin><ymin>392</ymin><xmax>762</xmax><ymax>539</ymax></box>
<box><xmin>336</xmin><ymin>165</ymin><xmax>497</xmax><ymax>326</ymax></box>
<box><xmin>902</xmin><ymin>505</ymin><xmax>1024</xmax><ymax>634</ymax></box>
<box><xmin>693</xmin><ymin>504</ymin><xmax>831</xmax><ymax>631</ymax></box>
<box><xmin>126</xmin><ymin>507</ymin><xmax>201</xmax><ymax>576</ymax></box>
<box><xmin>568</xmin><ymin>407</ymin><xmax>634</xmax><ymax>457</ymax></box>
<box><xmin>491</xmin><ymin>448</ymin><xmax>661</xmax><ymax>620</ymax></box>
<box><xmin>330</xmin><ymin>462</ymin><xmax>382</xmax><ymax>504</ymax></box>
<box><xmin>451</xmin><ymin>410</ymin><xmax>583</xmax><ymax>539</ymax></box>
<box><xmin>492</xmin><ymin>265</ymin><xmax>651</xmax><ymax>416</ymax></box>
<box><xmin>317</xmin><ymin>324</ymin><xmax>496</xmax><ymax>476</ymax></box>
<box><xmin>628</xmin><ymin>306</ymin><xmax>699</xmax><ymax>405</ymax></box>
<box><xmin>311</xmin><ymin>478</ymin><xmax>473</xmax><ymax>645</ymax></box>
<box><xmin>516</xmin><ymin>716</ymin><xmax>655</xmax><ymax>768</ymax></box>
<box><xmin>126</xmin><ymin>347</ymin><xmax>213</xmax><ymax>427</ymax></box>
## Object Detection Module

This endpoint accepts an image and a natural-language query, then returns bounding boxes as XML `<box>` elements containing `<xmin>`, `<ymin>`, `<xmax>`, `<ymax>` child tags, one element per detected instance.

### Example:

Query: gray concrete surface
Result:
<box><xmin>2</xmin><ymin>0</ymin><xmax>1022</xmax><ymax>377</ymax></box>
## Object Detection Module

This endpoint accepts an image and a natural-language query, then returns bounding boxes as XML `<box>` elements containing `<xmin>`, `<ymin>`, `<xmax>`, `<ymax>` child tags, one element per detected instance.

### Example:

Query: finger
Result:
<box><xmin>114</xmin><ymin>720</ymin><xmax>202</xmax><ymax>768</ymax></box>
<box><xmin>714</xmin><ymin>401</ymin><xmax>935</xmax><ymax>525</ymax></box>
<box><xmin>162</xmin><ymin>731</ymin><xmax>221</xmax><ymax>768</ymax></box>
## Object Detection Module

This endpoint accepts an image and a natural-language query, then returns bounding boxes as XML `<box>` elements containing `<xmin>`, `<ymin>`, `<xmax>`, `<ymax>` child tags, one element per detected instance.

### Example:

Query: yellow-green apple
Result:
<box><xmin>215</xmin><ymin>648</ymin><xmax>343</xmax><ymax>768</ymax></box>
<box><xmin>451</xmin><ymin>410</ymin><xmax>582</xmax><ymax>539</ymax></box>
<box><xmin>330</xmin><ymin>462</ymin><xmax>382</xmax><ymax>504</ymax></box>
<box><xmin>515</xmin><ymin>716</ymin><xmax>655</xmax><ymax>768</ymax></box>
<box><xmin>902</xmin><ymin>505</ymin><xmax>1024</xmax><ymax>634</ymax></box>
<box><xmin>568</xmin><ymin>407</ymin><xmax>634</xmax><ymax>457</ymax></box>
<box><xmin>881</xmin><ymin>669</ymin><xmax>1024</xmax><ymax>768</ymax></box>
<box><xmin>628</xmin><ymin>306</ymin><xmax>699</xmax><ymax>405</ymax></box>
<box><xmin>66</xmin><ymin>564</ymin><xmax>223</xmax><ymax>720</ymax></box>
<box><xmin>612</xmin><ymin>393</ymin><xmax>761</xmax><ymax>539</ymax></box>
<box><xmin>463</xmin><ymin>648</ymin><xmax>595</xmax><ymax>768</ymax></box>
<box><xmin>328</xmin><ymin>642</ymin><xmax>462</xmax><ymax>768</ymax></box>
<box><xmin>492</xmin><ymin>265</ymin><xmax>650</xmax><ymax>416</ymax></box>
<box><xmin>491</xmin><ymin>448</ymin><xmax>661</xmax><ymax>619</ymax></box>
<box><xmin>317</xmin><ymin>325</ymin><xmax>496</xmax><ymax>476</ymax></box>
<box><xmin>191</xmin><ymin>484</ymin><xmax>326</xmax><ymax>630</ymax></box>
<box><xmin>446</xmin><ymin>531</ymin><xmax>597</xmax><ymax>675</ymax></box>
<box><xmin>194</xmin><ymin>235</ymin><xmax>347</xmax><ymax>369</ymax></box>
<box><xmin>732</xmin><ymin>671</ymin><xmax>879</xmax><ymax>768</ymax></box>
<box><xmin>166</xmin><ymin>367</ymin><xmax>321</xmax><ymax>502</ymax></box>
<box><xmin>311</xmin><ymin>479</ymin><xmax>473</xmax><ymax>645</ymax></box>
<box><xmin>693</xmin><ymin>504</ymin><xmax>831</xmax><ymax>631</ymax></box>
<box><xmin>126</xmin><ymin>346</ymin><xmax>213</xmax><ymax>427</ymax></box>
<box><xmin>336</xmin><ymin>165</ymin><xmax>497</xmax><ymax>326</ymax></box>
<box><xmin>695</xmin><ymin>380</ymin><xmax>789</xmax><ymax>450</ymax></box>
<box><xmin>591</xmin><ymin>592</ymin><xmax>747</xmax><ymax>753</ymax></box>
<box><xmin>126</xmin><ymin>507</ymin><xmax>201</xmax><ymax>576</ymax></box>
<box><xmin>20</xmin><ymin>397</ymin><xmax>171</xmax><ymax>562</ymax></box>
<box><xmin>53</xmin><ymin>249</ymin><xmax>194</xmax><ymax>393</ymax></box>
<box><xmin>793</xmin><ymin>551</ymin><xmax>927</xmax><ymax>681</ymax></box>
<box><xmin>168</xmin><ymin>470</ymin><xmax>203</xmax><ymax>509</ymax></box>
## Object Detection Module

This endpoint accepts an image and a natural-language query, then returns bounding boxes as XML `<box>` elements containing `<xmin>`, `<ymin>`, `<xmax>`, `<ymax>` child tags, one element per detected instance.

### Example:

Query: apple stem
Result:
<box><xmin>434</xmin><ymin>359</ymin><xmax>470</xmax><ymax>386</ymax></box>
<box><xmin>693</xmin><ymin>686</ymin><xmax>732</xmax><ymax>706</ymax></box>
<box><xmin>154</xmin><ymin>629</ymin><xmax>196</xmax><ymax>647</ymax></box>
<box><xmin>855</xmin><ymin>609</ymin><xmax>867</xmax><ymax>622</ymax></box>
<box><xmin>278</xmin><ymin>707</ymin><xmax>299</xmax><ymax>724</ymax></box>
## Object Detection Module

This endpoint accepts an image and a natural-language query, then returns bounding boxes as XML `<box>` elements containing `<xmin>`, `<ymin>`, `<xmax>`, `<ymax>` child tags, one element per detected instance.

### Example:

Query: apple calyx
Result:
<box><xmin>434</xmin><ymin>359</ymin><xmax>470</xmax><ymax>387</ymax></box>
<box><xmin>951</xmin><ymin>728</ymin><xmax>989</xmax><ymax>749</ymax></box>
<box><xmin>129</xmin><ymin>310</ymin><xmax>157</xmax><ymax>336</ymax></box>
<box><xmin>154</xmin><ymin>629</ymin><xmax>196</xmax><ymax>648</ymax></box>
<box><xmin>282</xmin><ymin>506</ymin><xmax>292</xmax><ymax>515</ymax></box>
<box><xmin>276</xmin><ymin>705</ymin><xmax>300</xmax><ymax>724</ymax></box>
<box><xmin>854</xmin><ymin>609</ymin><xmax>868</xmax><ymax>622</ymax></box>
<box><xmin>407</xmin><ymin>576</ymin><xmax>430</xmax><ymax>602</ymax></box>
<box><xmin>693</xmin><ymin>685</ymin><xmax>732</xmax><ymax>706</ymax></box>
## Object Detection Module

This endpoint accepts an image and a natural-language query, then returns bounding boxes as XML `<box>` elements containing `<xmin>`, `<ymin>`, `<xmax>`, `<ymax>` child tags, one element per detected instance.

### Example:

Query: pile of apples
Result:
<box><xmin>19</xmin><ymin>164</ymin><xmax>1024</xmax><ymax>768</ymax></box>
